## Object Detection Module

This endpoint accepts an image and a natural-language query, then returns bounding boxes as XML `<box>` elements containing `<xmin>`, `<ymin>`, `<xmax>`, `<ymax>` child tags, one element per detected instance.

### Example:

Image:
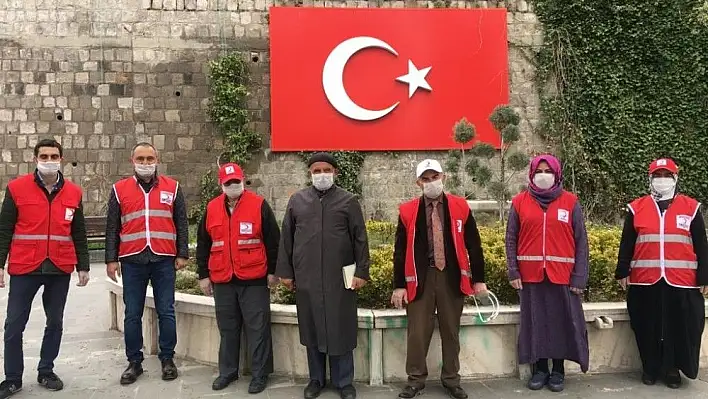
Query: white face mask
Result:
<box><xmin>37</xmin><ymin>161</ymin><xmax>61</xmax><ymax>177</ymax></box>
<box><xmin>134</xmin><ymin>163</ymin><xmax>156</xmax><ymax>178</ymax></box>
<box><xmin>651</xmin><ymin>176</ymin><xmax>677</xmax><ymax>201</ymax></box>
<box><xmin>312</xmin><ymin>173</ymin><xmax>334</xmax><ymax>191</ymax></box>
<box><xmin>222</xmin><ymin>183</ymin><xmax>244</xmax><ymax>199</ymax></box>
<box><xmin>423</xmin><ymin>179</ymin><xmax>444</xmax><ymax>199</ymax></box>
<box><xmin>533</xmin><ymin>173</ymin><xmax>555</xmax><ymax>190</ymax></box>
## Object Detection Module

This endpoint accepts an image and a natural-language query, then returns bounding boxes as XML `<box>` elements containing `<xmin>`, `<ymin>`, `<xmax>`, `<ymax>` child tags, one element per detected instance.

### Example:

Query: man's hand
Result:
<box><xmin>473</xmin><ymin>282</ymin><xmax>488</xmax><ymax>295</ymax></box>
<box><xmin>175</xmin><ymin>257</ymin><xmax>189</xmax><ymax>270</ymax></box>
<box><xmin>351</xmin><ymin>277</ymin><xmax>367</xmax><ymax>290</ymax></box>
<box><xmin>391</xmin><ymin>288</ymin><xmax>408</xmax><ymax>309</ymax></box>
<box><xmin>700</xmin><ymin>286</ymin><xmax>708</xmax><ymax>295</ymax></box>
<box><xmin>77</xmin><ymin>271</ymin><xmax>90</xmax><ymax>287</ymax></box>
<box><xmin>267</xmin><ymin>274</ymin><xmax>278</xmax><ymax>288</ymax></box>
<box><xmin>570</xmin><ymin>286</ymin><xmax>584</xmax><ymax>295</ymax></box>
<box><xmin>509</xmin><ymin>279</ymin><xmax>523</xmax><ymax>290</ymax></box>
<box><xmin>0</xmin><ymin>268</ymin><xmax>5</xmax><ymax>288</ymax></box>
<box><xmin>199</xmin><ymin>278</ymin><xmax>213</xmax><ymax>296</ymax></box>
<box><xmin>618</xmin><ymin>277</ymin><xmax>628</xmax><ymax>291</ymax></box>
<box><xmin>280</xmin><ymin>278</ymin><xmax>295</xmax><ymax>291</ymax></box>
<box><xmin>106</xmin><ymin>262</ymin><xmax>121</xmax><ymax>282</ymax></box>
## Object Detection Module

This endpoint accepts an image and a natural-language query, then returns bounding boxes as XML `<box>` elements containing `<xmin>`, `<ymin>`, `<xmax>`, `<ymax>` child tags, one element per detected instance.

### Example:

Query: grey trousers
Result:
<box><xmin>213</xmin><ymin>282</ymin><xmax>274</xmax><ymax>379</ymax></box>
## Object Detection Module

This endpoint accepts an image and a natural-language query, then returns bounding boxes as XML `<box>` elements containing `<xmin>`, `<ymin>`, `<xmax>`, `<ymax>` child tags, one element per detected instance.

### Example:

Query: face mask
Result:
<box><xmin>533</xmin><ymin>173</ymin><xmax>555</xmax><ymax>190</ymax></box>
<box><xmin>37</xmin><ymin>161</ymin><xmax>61</xmax><ymax>176</ymax></box>
<box><xmin>651</xmin><ymin>176</ymin><xmax>677</xmax><ymax>201</ymax></box>
<box><xmin>423</xmin><ymin>179</ymin><xmax>444</xmax><ymax>199</ymax></box>
<box><xmin>134</xmin><ymin>163</ymin><xmax>156</xmax><ymax>178</ymax></box>
<box><xmin>312</xmin><ymin>173</ymin><xmax>334</xmax><ymax>191</ymax></box>
<box><xmin>222</xmin><ymin>183</ymin><xmax>244</xmax><ymax>199</ymax></box>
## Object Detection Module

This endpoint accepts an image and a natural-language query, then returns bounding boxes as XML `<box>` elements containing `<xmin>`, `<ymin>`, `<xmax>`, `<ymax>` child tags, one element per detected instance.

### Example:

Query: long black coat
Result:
<box><xmin>275</xmin><ymin>186</ymin><xmax>370</xmax><ymax>355</ymax></box>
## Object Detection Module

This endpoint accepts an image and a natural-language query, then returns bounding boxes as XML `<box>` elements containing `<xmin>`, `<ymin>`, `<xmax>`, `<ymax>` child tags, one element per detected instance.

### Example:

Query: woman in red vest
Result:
<box><xmin>615</xmin><ymin>158</ymin><xmax>708</xmax><ymax>389</ymax></box>
<box><xmin>506</xmin><ymin>154</ymin><xmax>589</xmax><ymax>393</ymax></box>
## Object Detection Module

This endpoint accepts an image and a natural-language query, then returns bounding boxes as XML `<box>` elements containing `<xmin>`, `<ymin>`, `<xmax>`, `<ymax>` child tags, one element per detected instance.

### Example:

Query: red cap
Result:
<box><xmin>218</xmin><ymin>163</ymin><xmax>244</xmax><ymax>184</ymax></box>
<box><xmin>648</xmin><ymin>158</ymin><xmax>678</xmax><ymax>175</ymax></box>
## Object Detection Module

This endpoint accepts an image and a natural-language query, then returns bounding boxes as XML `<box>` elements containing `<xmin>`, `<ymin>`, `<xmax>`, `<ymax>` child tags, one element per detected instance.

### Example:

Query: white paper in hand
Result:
<box><xmin>343</xmin><ymin>263</ymin><xmax>356</xmax><ymax>290</ymax></box>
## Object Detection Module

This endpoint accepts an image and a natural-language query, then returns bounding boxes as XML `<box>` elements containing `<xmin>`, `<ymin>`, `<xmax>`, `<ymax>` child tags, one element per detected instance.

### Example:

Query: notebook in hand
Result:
<box><xmin>343</xmin><ymin>263</ymin><xmax>356</xmax><ymax>290</ymax></box>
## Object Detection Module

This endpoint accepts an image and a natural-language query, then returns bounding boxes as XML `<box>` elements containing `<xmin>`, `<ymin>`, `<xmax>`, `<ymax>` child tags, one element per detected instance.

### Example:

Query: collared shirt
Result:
<box><xmin>104</xmin><ymin>173</ymin><xmax>190</xmax><ymax>264</ymax></box>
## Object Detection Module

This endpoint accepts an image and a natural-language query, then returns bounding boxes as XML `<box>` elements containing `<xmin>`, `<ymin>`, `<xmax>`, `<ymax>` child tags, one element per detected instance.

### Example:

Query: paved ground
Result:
<box><xmin>1</xmin><ymin>265</ymin><xmax>708</xmax><ymax>398</ymax></box>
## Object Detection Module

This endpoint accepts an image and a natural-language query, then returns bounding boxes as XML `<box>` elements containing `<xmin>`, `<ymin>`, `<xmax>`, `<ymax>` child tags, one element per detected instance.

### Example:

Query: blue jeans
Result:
<box><xmin>4</xmin><ymin>274</ymin><xmax>71</xmax><ymax>382</ymax></box>
<box><xmin>121</xmin><ymin>258</ymin><xmax>177</xmax><ymax>363</ymax></box>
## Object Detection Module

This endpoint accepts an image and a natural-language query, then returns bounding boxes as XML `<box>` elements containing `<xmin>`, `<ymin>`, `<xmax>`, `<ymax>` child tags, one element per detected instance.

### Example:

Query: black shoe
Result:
<box><xmin>249</xmin><ymin>376</ymin><xmax>268</xmax><ymax>394</ymax></box>
<box><xmin>212</xmin><ymin>374</ymin><xmax>238</xmax><ymax>390</ymax></box>
<box><xmin>304</xmin><ymin>380</ymin><xmax>323</xmax><ymax>399</ymax></box>
<box><xmin>398</xmin><ymin>385</ymin><xmax>424</xmax><ymax>398</ymax></box>
<box><xmin>37</xmin><ymin>372</ymin><xmax>64</xmax><ymax>391</ymax></box>
<box><xmin>527</xmin><ymin>371</ymin><xmax>549</xmax><ymax>390</ymax></box>
<box><xmin>161</xmin><ymin>359</ymin><xmax>179</xmax><ymax>381</ymax></box>
<box><xmin>665</xmin><ymin>369</ymin><xmax>682</xmax><ymax>389</ymax></box>
<box><xmin>339</xmin><ymin>384</ymin><xmax>356</xmax><ymax>399</ymax></box>
<box><xmin>547</xmin><ymin>372</ymin><xmax>565</xmax><ymax>392</ymax></box>
<box><xmin>0</xmin><ymin>380</ymin><xmax>22</xmax><ymax>399</ymax></box>
<box><xmin>442</xmin><ymin>384</ymin><xmax>468</xmax><ymax>399</ymax></box>
<box><xmin>120</xmin><ymin>361</ymin><xmax>144</xmax><ymax>385</ymax></box>
<box><xmin>641</xmin><ymin>372</ymin><xmax>656</xmax><ymax>385</ymax></box>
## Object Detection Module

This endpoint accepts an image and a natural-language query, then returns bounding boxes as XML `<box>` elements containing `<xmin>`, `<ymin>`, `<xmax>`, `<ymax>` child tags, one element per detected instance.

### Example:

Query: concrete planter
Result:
<box><xmin>106</xmin><ymin>279</ymin><xmax>708</xmax><ymax>385</ymax></box>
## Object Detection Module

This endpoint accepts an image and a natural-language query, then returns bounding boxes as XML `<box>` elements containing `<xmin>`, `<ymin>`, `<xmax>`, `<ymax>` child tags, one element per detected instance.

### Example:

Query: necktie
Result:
<box><xmin>431</xmin><ymin>201</ymin><xmax>445</xmax><ymax>271</ymax></box>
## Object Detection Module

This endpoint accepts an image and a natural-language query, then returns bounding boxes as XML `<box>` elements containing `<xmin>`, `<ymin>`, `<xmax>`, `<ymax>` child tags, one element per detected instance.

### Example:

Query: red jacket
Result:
<box><xmin>7</xmin><ymin>174</ymin><xmax>82</xmax><ymax>275</ymax></box>
<box><xmin>206</xmin><ymin>191</ymin><xmax>267</xmax><ymax>283</ymax></box>
<box><xmin>512</xmin><ymin>190</ymin><xmax>577</xmax><ymax>284</ymax></box>
<box><xmin>399</xmin><ymin>194</ymin><xmax>474</xmax><ymax>302</ymax></box>
<box><xmin>113</xmin><ymin>175</ymin><xmax>178</xmax><ymax>258</ymax></box>
<box><xmin>628</xmin><ymin>194</ymin><xmax>699</xmax><ymax>288</ymax></box>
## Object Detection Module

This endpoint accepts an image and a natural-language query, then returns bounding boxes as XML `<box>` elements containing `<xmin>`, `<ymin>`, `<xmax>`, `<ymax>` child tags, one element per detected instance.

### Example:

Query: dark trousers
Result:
<box><xmin>4</xmin><ymin>274</ymin><xmax>71</xmax><ymax>382</ymax></box>
<box><xmin>121</xmin><ymin>258</ymin><xmax>177</xmax><ymax>363</ymax></box>
<box><xmin>306</xmin><ymin>347</ymin><xmax>354</xmax><ymax>389</ymax></box>
<box><xmin>405</xmin><ymin>267</ymin><xmax>464</xmax><ymax>388</ymax></box>
<box><xmin>534</xmin><ymin>359</ymin><xmax>565</xmax><ymax>374</ymax></box>
<box><xmin>213</xmin><ymin>282</ymin><xmax>273</xmax><ymax>379</ymax></box>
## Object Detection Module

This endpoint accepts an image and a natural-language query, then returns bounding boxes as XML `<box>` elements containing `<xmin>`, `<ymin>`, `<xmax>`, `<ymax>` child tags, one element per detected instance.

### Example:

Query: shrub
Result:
<box><xmin>178</xmin><ymin>221</ymin><xmax>626</xmax><ymax>308</ymax></box>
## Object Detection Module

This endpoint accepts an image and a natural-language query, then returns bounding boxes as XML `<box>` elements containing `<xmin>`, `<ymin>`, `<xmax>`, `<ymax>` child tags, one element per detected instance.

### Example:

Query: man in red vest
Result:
<box><xmin>615</xmin><ymin>158</ymin><xmax>708</xmax><ymax>388</ymax></box>
<box><xmin>391</xmin><ymin>159</ymin><xmax>487</xmax><ymax>399</ymax></box>
<box><xmin>0</xmin><ymin>139</ymin><xmax>90</xmax><ymax>399</ymax></box>
<box><xmin>195</xmin><ymin>163</ymin><xmax>280</xmax><ymax>394</ymax></box>
<box><xmin>105</xmin><ymin>142</ymin><xmax>189</xmax><ymax>385</ymax></box>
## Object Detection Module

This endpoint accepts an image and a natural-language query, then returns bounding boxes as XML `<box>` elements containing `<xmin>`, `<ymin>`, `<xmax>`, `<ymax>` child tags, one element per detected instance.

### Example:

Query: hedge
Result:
<box><xmin>177</xmin><ymin>221</ymin><xmax>625</xmax><ymax>308</ymax></box>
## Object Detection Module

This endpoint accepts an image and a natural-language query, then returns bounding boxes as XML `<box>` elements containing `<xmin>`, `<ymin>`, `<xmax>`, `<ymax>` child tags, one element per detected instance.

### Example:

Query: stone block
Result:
<box><xmin>20</xmin><ymin>122</ymin><xmax>36</xmax><ymax>134</ymax></box>
<box><xmin>97</xmin><ymin>84</ymin><xmax>110</xmax><ymax>96</ymax></box>
<box><xmin>0</xmin><ymin>110</ymin><xmax>13</xmax><ymax>122</ymax></box>
<box><xmin>42</xmin><ymin>97</ymin><xmax>56</xmax><ymax>107</ymax></box>
<box><xmin>65</xmin><ymin>122</ymin><xmax>78</xmax><ymax>135</ymax></box>
<box><xmin>75</xmin><ymin>72</ymin><xmax>89</xmax><ymax>84</ymax></box>
<box><xmin>14</xmin><ymin>109</ymin><xmax>27</xmax><ymax>121</ymax></box>
<box><xmin>177</xmin><ymin>137</ymin><xmax>193</xmax><ymax>150</ymax></box>
<box><xmin>118</xmin><ymin>97</ymin><xmax>133</xmax><ymax>109</ymax></box>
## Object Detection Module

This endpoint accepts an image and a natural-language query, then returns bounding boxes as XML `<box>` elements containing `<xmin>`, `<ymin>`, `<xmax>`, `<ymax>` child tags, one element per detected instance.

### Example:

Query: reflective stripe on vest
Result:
<box><xmin>13</xmin><ymin>234</ymin><xmax>72</xmax><ymax>242</ymax></box>
<box><xmin>120</xmin><ymin>231</ymin><xmax>177</xmax><ymax>242</ymax></box>
<box><xmin>630</xmin><ymin>260</ymin><xmax>698</xmax><ymax>269</ymax></box>
<box><xmin>211</xmin><ymin>238</ymin><xmax>260</xmax><ymax>249</ymax></box>
<box><xmin>121</xmin><ymin>209</ymin><xmax>173</xmax><ymax>224</ymax></box>
<box><xmin>517</xmin><ymin>255</ymin><xmax>575</xmax><ymax>263</ymax></box>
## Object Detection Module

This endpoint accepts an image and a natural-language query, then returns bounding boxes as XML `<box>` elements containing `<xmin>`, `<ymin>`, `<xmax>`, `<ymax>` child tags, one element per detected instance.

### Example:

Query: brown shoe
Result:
<box><xmin>398</xmin><ymin>385</ymin><xmax>424</xmax><ymax>398</ymax></box>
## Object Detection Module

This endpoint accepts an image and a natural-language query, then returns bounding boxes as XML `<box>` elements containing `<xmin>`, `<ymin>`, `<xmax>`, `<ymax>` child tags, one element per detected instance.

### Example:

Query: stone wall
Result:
<box><xmin>0</xmin><ymin>0</ymin><xmax>545</xmax><ymax>220</ymax></box>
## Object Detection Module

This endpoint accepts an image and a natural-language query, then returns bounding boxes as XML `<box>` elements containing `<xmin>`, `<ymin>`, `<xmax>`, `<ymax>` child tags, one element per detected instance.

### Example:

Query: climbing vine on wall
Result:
<box><xmin>299</xmin><ymin>151</ymin><xmax>366</xmax><ymax>198</ymax></box>
<box><xmin>189</xmin><ymin>52</ymin><xmax>262</xmax><ymax>223</ymax></box>
<box><xmin>534</xmin><ymin>0</ymin><xmax>708</xmax><ymax>222</ymax></box>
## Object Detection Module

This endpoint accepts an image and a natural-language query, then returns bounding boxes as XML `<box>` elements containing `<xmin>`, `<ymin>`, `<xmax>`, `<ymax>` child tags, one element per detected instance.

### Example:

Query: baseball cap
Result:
<box><xmin>218</xmin><ymin>163</ymin><xmax>244</xmax><ymax>184</ymax></box>
<box><xmin>648</xmin><ymin>158</ymin><xmax>678</xmax><ymax>175</ymax></box>
<box><xmin>416</xmin><ymin>159</ymin><xmax>443</xmax><ymax>178</ymax></box>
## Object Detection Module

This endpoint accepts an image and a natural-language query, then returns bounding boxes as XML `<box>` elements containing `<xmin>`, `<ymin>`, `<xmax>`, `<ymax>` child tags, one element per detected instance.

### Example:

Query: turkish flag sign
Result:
<box><xmin>269</xmin><ymin>7</ymin><xmax>509</xmax><ymax>152</ymax></box>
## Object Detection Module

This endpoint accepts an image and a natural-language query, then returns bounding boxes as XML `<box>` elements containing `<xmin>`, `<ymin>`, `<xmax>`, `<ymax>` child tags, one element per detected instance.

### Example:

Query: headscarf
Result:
<box><xmin>527</xmin><ymin>154</ymin><xmax>563</xmax><ymax>209</ymax></box>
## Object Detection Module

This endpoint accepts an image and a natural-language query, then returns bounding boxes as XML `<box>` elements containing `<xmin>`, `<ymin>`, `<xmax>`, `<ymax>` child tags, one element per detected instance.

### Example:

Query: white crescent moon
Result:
<box><xmin>322</xmin><ymin>36</ymin><xmax>399</xmax><ymax>121</ymax></box>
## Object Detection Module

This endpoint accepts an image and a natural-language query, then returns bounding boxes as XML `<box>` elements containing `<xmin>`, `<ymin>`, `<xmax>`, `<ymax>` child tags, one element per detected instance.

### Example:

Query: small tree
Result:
<box><xmin>445</xmin><ymin>117</ymin><xmax>477</xmax><ymax>198</ymax></box>
<box><xmin>463</xmin><ymin>105</ymin><xmax>528</xmax><ymax>222</ymax></box>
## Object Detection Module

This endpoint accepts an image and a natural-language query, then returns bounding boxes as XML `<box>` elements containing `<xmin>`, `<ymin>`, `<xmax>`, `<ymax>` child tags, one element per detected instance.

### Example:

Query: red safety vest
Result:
<box><xmin>399</xmin><ymin>194</ymin><xmax>474</xmax><ymax>302</ymax></box>
<box><xmin>6</xmin><ymin>174</ymin><xmax>82</xmax><ymax>275</ymax></box>
<box><xmin>113</xmin><ymin>175</ymin><xmax>178</xmax><ymax>258</ymax></box>
<box><xmin>205</xmin><ymin>191</ymin><xmax>267</xmax><ymax>283</ymax></box>
<box><xmin>628</xmin><ymin>194</ymin><xmax>699</xmax><ymax>288</ymax></box>
<box><xmin>511</xmin><ymin>190</ymin><xmax>577</xmax><ymax>284</ymax></box>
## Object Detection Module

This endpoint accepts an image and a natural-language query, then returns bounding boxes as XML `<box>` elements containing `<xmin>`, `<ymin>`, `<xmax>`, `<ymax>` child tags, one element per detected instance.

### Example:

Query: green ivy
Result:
<box><xmin>189</xmin><ymin>52</ymin><xmax>262</xmax><ymax>223</ymax></box>
<box><xmin>534</xmin><ymin>0</ymin><xmax>708</xmax><ymax>222</ymax></box>
<box><xmin>299</xmin><ymin>151</ymin><xmax>366</xmax><ymax>197</ymax></box>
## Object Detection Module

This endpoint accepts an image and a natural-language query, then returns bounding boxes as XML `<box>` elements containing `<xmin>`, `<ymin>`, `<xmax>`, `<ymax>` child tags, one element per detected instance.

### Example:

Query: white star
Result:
<box><xmin>395</xmin><ymin>60</ymin><xmax>432</xmax><ymax>98</ymax></box>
